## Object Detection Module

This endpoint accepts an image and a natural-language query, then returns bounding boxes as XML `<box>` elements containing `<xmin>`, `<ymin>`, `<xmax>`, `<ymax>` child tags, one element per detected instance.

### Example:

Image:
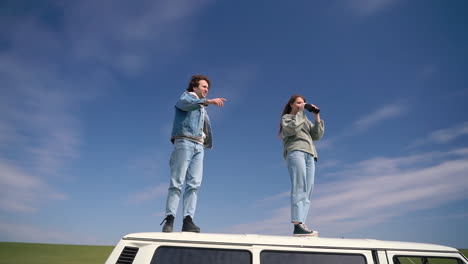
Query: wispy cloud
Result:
<box><xmin>0</xmin><ymin>62</ymin><xmax>80</xmax><ymax>212</ymax></box>
<box><xmin>223</xmin><ymin>148</ymin><xmax>468</xmax><ymax>237</ymax></box>
<box><xmin>126</xmin><ymin>184</ymin><xmax>168</xmax><ymax>204</ymax></box>
<box><xmin>0</xmin><ymin>160</ymin><xmax>66</xmax><ymax>213</ymax></box>
<box><xmin>0</xmin><ymin>9</ymin><xmax>92</xmax><ymax>214</ymax></box>
<box><xmin>417</xmin><ymin>64</ymin><xmax>438</xmax><ymax>80</ymax></box>
<box><xmin>410</xmin><ymin>121</ymin><xmax>468</xmax><ymax>148</ymax></box>
<box><xmin>353</xmin><ymin>103</ymin><xmax>406</xmax><ymax>131</ymax></box>
<box><xmin>255</xmin><ymin>191</ymin><xmax>289</xmax><ymax>207</ymax></box>
<box><xmin>0</xmin><ymin>220</ymin><xmax>102</xmax><ymax>245</ymax></box>
<box><xmin>320</xmin><ymin>102</ymin><xmax>407</xmax><ymax>150</ymax></box>
<box><xmin>346</xmin><ymin>0</ymin><xmax>399</xmax><ymax>16</ymax></box>
<box><xmin>61</xmin><ymin>0</ymin><xmax>213</xmax><ymax>76</ymax></box>
<box><xmin>127</xmin><ymin>149</ymin><xmax>171</xmax><ymax>180</ymax></box>
<box><xmin>0</xmin><ymin>0</ymin><xmax>213</xmax><ymax>215</ymax></box>
<box><xmin>203</xmin><ymin>65</ymin><xmax>259</xmax><ymax>121</ymax></box>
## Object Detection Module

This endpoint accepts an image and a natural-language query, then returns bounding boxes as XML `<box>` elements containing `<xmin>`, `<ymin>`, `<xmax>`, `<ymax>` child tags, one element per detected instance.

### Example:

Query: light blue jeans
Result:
<box><xmin>165</xmin><ymin>138</ymin><xmax>204</xmax><ymax>218</ymax></box>
<box><xmin>286</xmin><ymin>150</ymin><xmax>315</xmax><ymax>223</ymax></box>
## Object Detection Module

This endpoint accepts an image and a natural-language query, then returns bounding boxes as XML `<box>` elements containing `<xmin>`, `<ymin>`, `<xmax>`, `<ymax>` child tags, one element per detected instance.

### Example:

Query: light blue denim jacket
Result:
<box><xmin>170</xmin><ymin>92</ymin><xmax>213</xmax><ymax>149</ymax></box>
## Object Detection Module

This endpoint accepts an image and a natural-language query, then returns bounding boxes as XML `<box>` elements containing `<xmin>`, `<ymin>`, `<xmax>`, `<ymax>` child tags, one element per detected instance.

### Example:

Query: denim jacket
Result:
<box><xmin>170</xmin><ymin>92</ymin><xmax>213</xmax><ymax>149</ymax></box>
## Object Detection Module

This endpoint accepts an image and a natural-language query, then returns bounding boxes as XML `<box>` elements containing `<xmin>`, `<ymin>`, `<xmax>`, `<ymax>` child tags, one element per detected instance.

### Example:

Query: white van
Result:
<box><xmin>104</xmin><ymin>232</ymin><xmax>467</xmax><ymax>264</ymax></box>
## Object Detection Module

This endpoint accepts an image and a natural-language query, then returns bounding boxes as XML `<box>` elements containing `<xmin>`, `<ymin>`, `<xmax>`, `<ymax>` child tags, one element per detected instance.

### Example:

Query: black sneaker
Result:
<box><xmin>293</xmin><ymin>223</ymin><xmax>319</xmax><ymax>237</ymax></box>
<box><xmin>182</xmin><ymin>216</ymin><xmax>200</xmax><ymax>233</ymax></box>
<box><xmin>160</xmin><ymin>215</ymin><xmax>174</xmax><ymax>232</ymax></box>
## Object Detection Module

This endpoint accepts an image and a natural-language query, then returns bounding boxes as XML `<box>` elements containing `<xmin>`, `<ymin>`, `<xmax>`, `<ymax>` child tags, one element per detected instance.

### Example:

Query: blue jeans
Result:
<box><xmin>165</xmin><ymin>138</ymin><xmax>204</xmax><ymax>218</ymax></box>
<box><xmin>286</xmin><ymin>150</ymin><xmax>315</xmax><ymax>223</ymax></box>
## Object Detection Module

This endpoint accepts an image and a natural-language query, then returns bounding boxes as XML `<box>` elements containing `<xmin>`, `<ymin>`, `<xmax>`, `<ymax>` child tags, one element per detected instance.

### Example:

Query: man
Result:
<box><xmin>160</xmin><ymin>75</ymin><xmax>226</xmax><ymax>233</ymax></box>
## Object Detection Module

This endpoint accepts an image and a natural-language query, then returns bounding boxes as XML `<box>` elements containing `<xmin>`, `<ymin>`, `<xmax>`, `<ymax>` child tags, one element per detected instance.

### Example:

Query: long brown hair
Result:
<box><xmin>278</xmin><ymin>94</ymin><xmax>306</xmax><ymax>136</ymax></box>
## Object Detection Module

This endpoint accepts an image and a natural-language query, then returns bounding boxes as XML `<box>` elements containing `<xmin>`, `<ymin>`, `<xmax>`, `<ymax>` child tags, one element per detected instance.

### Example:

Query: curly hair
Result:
<box><xmin>186</xmin><ymin>75</ymin><xmax>211</xmax><ymax>92</ymax></box>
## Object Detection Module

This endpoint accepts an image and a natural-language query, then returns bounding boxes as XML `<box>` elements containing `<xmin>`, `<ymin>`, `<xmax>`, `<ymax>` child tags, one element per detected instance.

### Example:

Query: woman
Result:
<box><xmin>280</xmin><ymin>94</ymin><xmax>325</xmax><ymax>236</ymax></box>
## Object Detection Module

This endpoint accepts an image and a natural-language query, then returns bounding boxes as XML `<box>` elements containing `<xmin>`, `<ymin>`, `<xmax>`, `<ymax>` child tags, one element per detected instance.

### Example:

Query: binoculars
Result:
<box><xmin>304</xmin><ymin>104</ymin><xmax>320</xmax><ymax>114</ymax></box>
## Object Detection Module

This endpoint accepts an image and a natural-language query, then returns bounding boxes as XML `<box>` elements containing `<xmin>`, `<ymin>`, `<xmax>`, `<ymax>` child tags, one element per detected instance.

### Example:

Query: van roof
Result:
<box><xmin>122</xmin><ymin>232</ymin><xmax>458</xmax><ymax>253</ymax></box>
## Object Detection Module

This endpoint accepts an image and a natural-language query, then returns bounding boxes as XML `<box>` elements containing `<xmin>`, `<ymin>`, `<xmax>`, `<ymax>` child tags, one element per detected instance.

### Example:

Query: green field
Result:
<box><xmin>459</xmin><ymin>249</ymin><xmax>468</xmax><ymax>257</ymax></box>
<box><xmin>0</xmin><ymin>242</ymin><xmax>114</xmax><ymax>264</ymax></box>
<box><xmin>0</xmin><ymin>242</ymin><xmax>466</xmax><ymax>264</ymax></box>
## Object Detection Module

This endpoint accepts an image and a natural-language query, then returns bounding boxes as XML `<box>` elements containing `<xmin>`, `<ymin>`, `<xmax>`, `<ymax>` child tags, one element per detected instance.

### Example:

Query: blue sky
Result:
<box><xmin>1</xmin><ymin>0</ymin><xmax>467</xmax><ymax>248</ymax></box>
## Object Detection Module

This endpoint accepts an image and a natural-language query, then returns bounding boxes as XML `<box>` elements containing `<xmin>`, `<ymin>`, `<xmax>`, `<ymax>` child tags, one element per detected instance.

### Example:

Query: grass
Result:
<box><xmin>396</xmin><ymin>251</ymin><xmax>468</xmax><ymax>264</ymax></box>
<box><xmin>460</xmin><ymin>249</ymin><xmax>468</xmax><ymax>257</ymax></box>
<box><xmin>0</xmin><ymin>242</ymin><xmax>114</xmax><ymax>264</ymax></box>
<box><xmin>0</xmin><ymin>242</ymin><xmax>466</xmax><ymax>264</ymax></box>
